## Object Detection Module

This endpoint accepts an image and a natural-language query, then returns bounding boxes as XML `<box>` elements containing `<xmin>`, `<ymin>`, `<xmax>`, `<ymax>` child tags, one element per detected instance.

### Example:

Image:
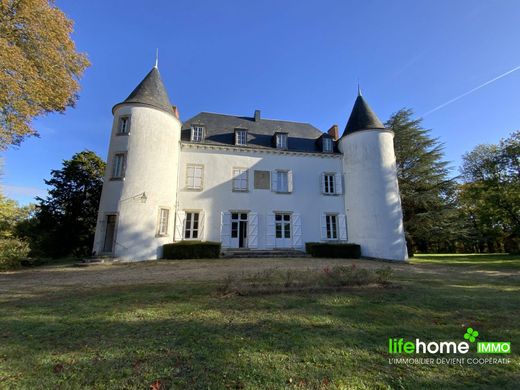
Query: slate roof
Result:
<box><xmin>112</xmin><ymin>67</ymin><xmax>174</xmax><ymax>114</ymax></box>
<box><xmin>181</xmin><ymin>112</ymin><xmax>337</xmax><ymax>153</ymax></box>
<box><xmin>342</xmin><ymin>94</ymin><xmax>385</xmax><ymax>136</ymax></box>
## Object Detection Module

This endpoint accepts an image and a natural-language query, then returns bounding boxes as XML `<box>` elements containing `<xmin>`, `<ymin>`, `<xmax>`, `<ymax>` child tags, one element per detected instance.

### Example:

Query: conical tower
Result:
<box><xmin>338</xmin><ymin>90</ymin><xmax>408</xmax><ymax>261</ymax></box>
<box><xmin>93</xmin><ymin>67</ymin><xmax>181</xmax><ymax>260</ymax></box>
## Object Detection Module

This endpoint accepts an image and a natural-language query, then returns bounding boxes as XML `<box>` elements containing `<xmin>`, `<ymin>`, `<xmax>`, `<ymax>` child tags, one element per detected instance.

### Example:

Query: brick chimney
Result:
<box><xmin>254</xmin><ymin>110</ymin><xmax>261</xmax><ymax>122</ymax></box>
<box><xmin>327</xmin><ymin>124</ymin><xmax>339</xmax><ymax>140</ymax></box>
<box><xmin>172</xmin><ymin>105</ymin><xmax>180</xmax><ymax>119</ymax></box>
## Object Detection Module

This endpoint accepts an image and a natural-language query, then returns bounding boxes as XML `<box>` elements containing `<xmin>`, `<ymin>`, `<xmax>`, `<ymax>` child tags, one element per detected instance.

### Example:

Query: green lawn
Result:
<box><xmin>0</xmin><ymin>254</ymin><xmax>519</xmax><ymax>389</ymax></box>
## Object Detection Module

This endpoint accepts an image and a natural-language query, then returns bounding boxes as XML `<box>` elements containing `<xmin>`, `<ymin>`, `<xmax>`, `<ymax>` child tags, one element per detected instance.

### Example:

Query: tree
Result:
<box><xmin>33</xmin><ymin>150</ymin><xmax>105</xmax><ymax>257</ymax></box>
<box><xmin>0</xmin><ymin>193</ymin><xmax>34</xmax><ymax>238</ymax></box>
<box><xmin>0</xmin><ymin>0</ymin><xmax>89</xmax><ymax>149</ymax></box>
<box><xmin>386</xmin><ymin>109</ymin><xmax>461</xmax><ymax>254</ymax></box>
<box><xmin>459</xmin><ymin>131</ymin><xmax>520</xmax><ymax>253</ymax></box>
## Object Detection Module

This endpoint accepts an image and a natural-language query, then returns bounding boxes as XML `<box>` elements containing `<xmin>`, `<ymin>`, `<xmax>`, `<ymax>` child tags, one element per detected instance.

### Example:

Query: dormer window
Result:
<box><xmin>323</xmin><ymin>137</ymin><xmax>333</xmax><ymax>153</ymax></box>
<box><xmin>117</xmin><ymin>116</ymin><xmax>129</xmax><ymax>135</ymax></box>
<box><xmin>191</xmin><ymin>126</ymin><xmax>204</xmax><ymax>142</ymax></box>
<box><xmin>275</xmin><ymin>133</ymin><xmax>288</xmax><ymax>149</ymax></box>
<box><xmin>235</xmin><ymin>129</ymin><xmax>247</xmax><ymax>146</ymax></box>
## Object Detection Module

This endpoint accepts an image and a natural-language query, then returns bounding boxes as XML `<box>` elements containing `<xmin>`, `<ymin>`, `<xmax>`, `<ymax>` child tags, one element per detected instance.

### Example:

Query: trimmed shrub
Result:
<box><xmin>0</xmin><ymin>238</ymin><xmax>30</xmax><ymax>271</ymax></box>
<box><xmin>305</xmin><ymin>242</ymin><xmax>361</xmax><ymax>258</ymax></box>
<box><xmin>163</xmin><ymin>241</ymin><xmax>221</xmax><ymax>259</ymax></box>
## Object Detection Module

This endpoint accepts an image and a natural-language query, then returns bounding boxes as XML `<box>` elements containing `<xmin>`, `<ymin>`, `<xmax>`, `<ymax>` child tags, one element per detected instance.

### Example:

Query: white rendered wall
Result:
<box><xmin>176</xmin><ymin>146</ymin><xmax>345</xmax><ymax>249</ymax></box>
<box><xmin>93</xmin><ymin>104</ymin><xmax>181</xmax><ymax>260</ymax></box>
<box><xmin>339</xmin><ymin>129</ymin><xmax>408</xmax><ymax>261</ymax></box>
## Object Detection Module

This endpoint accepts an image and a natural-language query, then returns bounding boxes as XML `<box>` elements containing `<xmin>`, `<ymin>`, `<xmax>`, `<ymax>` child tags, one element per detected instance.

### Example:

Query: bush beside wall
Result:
<box><xmin>163</xmin><ymin>241</ymin><xmax>221</xmax><ymax>259</ymax></box>
<box><xmin>305</xmin><ymin>242</ymin><xmax>361</xmax><ymax>258</ymax></box>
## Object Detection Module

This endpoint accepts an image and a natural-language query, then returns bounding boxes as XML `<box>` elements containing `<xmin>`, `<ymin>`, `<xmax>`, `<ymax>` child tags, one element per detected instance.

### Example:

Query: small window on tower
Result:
<box><xmin>191</xmin><ymin>126</ymin><xmax>204</xmax><ymax>142</ymax></box>
<box><xmin>117</xmin><ymin>116</ymin><xmax>130</xmax><ymax>135</ymax></box>
<box><xmin>111</xmin><ymin>153</ymin><xmax>126</xmax><ymax>179</ymax></box>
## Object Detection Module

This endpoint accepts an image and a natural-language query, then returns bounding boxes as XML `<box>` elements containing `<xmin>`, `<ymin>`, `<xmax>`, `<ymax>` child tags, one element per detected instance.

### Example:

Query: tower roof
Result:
<box><xmin>113</xmin><ymin>67</ymin><xmax>173</xmax><ymax>114</ymax></box>
<box><xmin>342</xmin><ymin>93</ymin><xmax>385</xmax><ymax>136</ymax></box>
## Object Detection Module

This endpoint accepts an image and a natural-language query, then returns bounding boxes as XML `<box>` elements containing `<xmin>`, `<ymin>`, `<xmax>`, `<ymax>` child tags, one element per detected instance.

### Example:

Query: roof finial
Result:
<box><xmin>357</xmin><ymin>81</ymin><xmax>362</xmax><ymax>97</ymax></box>
<box><xmin>154</xmin><ymin>48</ymin><xmax>159</xmax><ymax>69</ymax></box>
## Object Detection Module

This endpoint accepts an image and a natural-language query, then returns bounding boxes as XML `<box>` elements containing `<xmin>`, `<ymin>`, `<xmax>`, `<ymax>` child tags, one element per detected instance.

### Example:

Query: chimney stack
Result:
<box><xmin>327</xmin><ymin>124</ymin><xmax>339</xmax><ymax>140</ymax></box>
<box><xmin>254</xmin><ymin>110</ymin><xmax>261</xmax><ymax>122</ymax></box>
<box><xmin>172</xmin><ymin>105</ymin><xmax>180</xmax><ymax>119</ymax></box>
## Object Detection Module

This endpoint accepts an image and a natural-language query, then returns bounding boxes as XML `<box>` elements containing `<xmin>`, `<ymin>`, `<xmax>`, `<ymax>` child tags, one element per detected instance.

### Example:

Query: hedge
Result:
<box><xmin>305</xmin><ymin>242</ymin><xmax>361</xmax><ymax>258</ymax></box>
<box><xmin>163</xmin><ymin>241</ymin><xmax>221</xmax><ymax>259</ymax></box>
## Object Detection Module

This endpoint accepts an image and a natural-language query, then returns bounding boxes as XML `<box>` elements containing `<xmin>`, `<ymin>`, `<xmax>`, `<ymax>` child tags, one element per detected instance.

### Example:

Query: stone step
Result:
<box><xmin>221</xmin><ymin>249</ymin><xmax>310</xmax><ymax>258</ymax></box>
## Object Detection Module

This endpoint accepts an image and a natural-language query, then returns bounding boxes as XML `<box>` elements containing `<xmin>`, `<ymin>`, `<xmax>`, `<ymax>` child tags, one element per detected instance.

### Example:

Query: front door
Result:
<box><xmin>103</xmin><ymin>215</ymin><xmax>117</xmax><ymax>253</ymax></box>
<box><xmin>275</xmin><ymin>213</ymin><xmax>292</xmax><ymax>248</ymax></box>
<box><xmin>231</xmin><ymin>212</ymin><xmax>248</xmax><ymax>248</ymax></box>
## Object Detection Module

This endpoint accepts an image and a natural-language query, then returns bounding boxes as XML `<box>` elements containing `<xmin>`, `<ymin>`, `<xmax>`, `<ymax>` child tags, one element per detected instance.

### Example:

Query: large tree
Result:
<box><xmin>33</xmin><ymin>150</ymin><xmax>105</xmax><ymax>257</ymax></box>
<box><xmin>386</xmin><ymin>109</ymin><xmax>461</xmax><ymax>254</ymax></box>
<box><xmin>459</xmin><ymin>131</ymin><xmax>520</xmax><ymax>253</ymax></box>
<box><xmin>0</xmin><ymin>0</ymin><xmax>89</xmax><ymax>149</ymax></box>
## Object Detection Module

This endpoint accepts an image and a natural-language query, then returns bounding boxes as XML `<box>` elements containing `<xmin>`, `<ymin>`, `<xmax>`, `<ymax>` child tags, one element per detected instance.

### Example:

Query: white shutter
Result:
<box><xmin>198</xmin><ymin>210</ymin><xmax>205</xmax><ymax>241</ymax></box>
<box><xmin>288</xmin><ymin>170</ymin><xmax>293</xmax><ymax>193</ymax></box>
<box><xmin>320</xmin><ymin>173</ymin><xmax>325</xmax><ymax>194</ymax></box>
<box><xmin>335</xmin><ymin>173</ymin><xmax>343</xmax><ymax>195</ymax></box>
<box><xmin>175</xmin><ymin>211</ymin><xmax>186</xmax><ymax>241</ymax></box>
<box><xmin>338</xmin><ymin>214</ymin><xmax>347</xmax><ymax>241</ymax></box>
<box><xmin>248</xmin><ymin>212</ymin><xmax>258</xmax><ymax>248</ymax></box>
<box><xmin>266</xmin><ymin>213</ymin><xmax>275</xmax><ymax>248</ymax></box>
<box><xmin>320</xmin><ymin>213</ymin><xmax>327</xmax><ymax>240</ymax></box>
<box><xmin>292</xmin><ymin>213</ymin><xmax>303</xmax><ymax>248</ymax></box>
<box><xmin>271</xmin><ymin>171</ymin><xmax>278</xmax><ymax>192</ymax></box>
<box><xmin>220</xmin><ymin>211</ymin><xmax>231</xmax><ymax>248</ymax></box>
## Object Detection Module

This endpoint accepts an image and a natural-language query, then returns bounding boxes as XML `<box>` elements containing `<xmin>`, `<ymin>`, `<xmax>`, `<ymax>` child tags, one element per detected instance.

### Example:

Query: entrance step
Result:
<box><xmin>221</xmin><ymin>249</ymin><xmax>310</xmax><ymax>258</ymax></box>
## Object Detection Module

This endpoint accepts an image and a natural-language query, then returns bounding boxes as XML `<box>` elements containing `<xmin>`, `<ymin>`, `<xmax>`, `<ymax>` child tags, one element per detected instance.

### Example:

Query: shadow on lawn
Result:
<box><xmin>1</xmin><ymin>273</ymin><xmax>519</xmax><ymax>389</ymax></box>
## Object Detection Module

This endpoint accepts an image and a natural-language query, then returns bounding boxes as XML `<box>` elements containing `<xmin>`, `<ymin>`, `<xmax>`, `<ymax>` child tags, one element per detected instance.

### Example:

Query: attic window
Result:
<box><xmin>191</xmin><ymin>126</ymin><xmax>204</xmax><ymax>142</ymax></box>
<box><xmin>235</xmin><ymin>129</ymin><xmax>247</xmax><ymax>146</ymax></box>
<box><xmin>323</xmin><ymin>137</ymin><xmax>333</xmax><ymax>153</ymax></box>
<box><xmin>275</xmin><ymin>133</ymin><xmax>288</xmax><ymax>149</ymax></box>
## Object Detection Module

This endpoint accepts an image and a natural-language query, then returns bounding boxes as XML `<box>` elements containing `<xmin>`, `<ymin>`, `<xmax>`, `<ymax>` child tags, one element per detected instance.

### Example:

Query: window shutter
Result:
<box><xmin>292</xmin><ymin>213</ymin><xmax>303</xmax><ymax>248</ymax></box>
<box><xmin>220</xmin><ymin>212</ymin><xmax>231</xmax><ymax>248</ymax></box>
<box><xmin>335</xmin><ymin>173</ymin><xmax>343</xmax><ymax>195</ymax></box>
<box><xmin>287</xmin><ymin>170</ymin><xmax>293</xmax><ymax>193</ymax></box>
<box><xmin>198</xmin><ymin>210</ymin><xmax>205</xmax><ymax>240</ymax></box>
<box><xmin>320</xmin><ymin>173</ymin><xmax>325</xmax><ymax>194</ymax></box>
<box><xmin>175</xmin><ymin>211</ymin><xmax>186</xmax><ymax>241</ymax></box>
<box><xmin>338</xmin><ymin>214</ymin><xmax>347</xmax><ymax>241</ymax></box>
<box><xmin>248</xmin><ymin>212</ymin><xmax>258</xmax><ymax>248</ymax></box>
<box><xmin>266</xmin><ymin>213</ymin><xmax>275</xmax><ymax>248</ymax></box>
<box><xmin>271</xmin><ymin>171</ymin><xmax>278</xmax><ymax>192</ymax></box>
<box><xmin>320</xmin><ymin>213</ymin><xmax>327</xmax><ymax>240</ymax></box>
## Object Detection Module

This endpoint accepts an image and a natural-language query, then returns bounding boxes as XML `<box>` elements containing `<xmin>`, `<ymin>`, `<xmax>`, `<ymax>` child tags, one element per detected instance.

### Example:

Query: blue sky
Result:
<box><xmin>3</xmin><ymin>0</ymin><xmax>520</xmax><ymax>204</ymax></box>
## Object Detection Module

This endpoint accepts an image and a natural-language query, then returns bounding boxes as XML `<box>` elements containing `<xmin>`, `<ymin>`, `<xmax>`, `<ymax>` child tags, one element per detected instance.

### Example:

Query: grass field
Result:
<box><xmin>0</xmin><ymin>254</ymin><xmax>519</xmax><ymax>389</ymax></box>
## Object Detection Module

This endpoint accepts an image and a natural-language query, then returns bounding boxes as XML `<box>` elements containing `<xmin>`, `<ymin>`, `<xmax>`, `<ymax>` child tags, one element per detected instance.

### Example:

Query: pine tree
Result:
<box><xmin>386</xmin><ymin>109</ymin><xmax>461</xmax><ymax>254</ymax></box>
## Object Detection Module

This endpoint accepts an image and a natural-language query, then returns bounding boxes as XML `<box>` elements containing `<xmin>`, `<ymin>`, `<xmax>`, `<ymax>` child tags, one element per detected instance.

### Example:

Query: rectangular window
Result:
<box><xmin>191</xmin><ymin>126</ymin><xmax>204</xmax><ymax>142</ymax></box>
<box><xmin>326</xmin><ymin>214</ymin><xmax>338</xmax><ymax>240</ymax></box>
<box><xmin>117</xmin><ymin>116</ymin><xmax>129</xmax><ymax>134</ymax></box>
<box><xmin>235</xmin><ymin>129</ymin><xmax>247</xmax><ymax>146</ymax></box>
<box><xmin>323</xmin><ymin>173</ymin><xmax>335</xmax><ymax>194</ymax></box>
<box><xmin>275</xmin><ymin>213</ymin><xmax>291</xmax><ymax>238</ymax></box>
<box><xmin>276</xmin><ymin>133</ymin><xmax>288</xmax><ymax>149</ymax></box>
<box><xmin>232</xmin><ymin>168</ymin><xmax>248</xmax><ymax>191</ymax></box>
<box><xmin>184</xmin><ymin>212</ymin><xmax>200</xmax><ymax>239</ymax></box>
<box><xmin>277</xmin><ymin>170</ymin><xmax>289</xmax><ymax>193</ymax></box>
<box><xmin>157</xmin><ymin>208</ymin><xmax>170</xmax><ymax>236</ymax></box>
<box><xmin>112</xmin><ymin>153</ymin><xmax>126</xmax><ymax>179</ymax></box>
<box><xmin>186</xmin><ymin>165</ymin><xmax>203</xmax><ymax>190</ymax></box>
<box><xmin>323</xmin><ymin>138</ymin><xmax>333</xmax><ymax>152</ymax></box>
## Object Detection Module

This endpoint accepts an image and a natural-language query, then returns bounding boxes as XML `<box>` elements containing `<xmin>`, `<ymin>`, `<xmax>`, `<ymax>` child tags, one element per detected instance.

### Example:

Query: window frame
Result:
<box><xmin>235</xmin><ymin>129</ymin><xmax>248</xmax><ymax>146</ymax></box>
<box><xmin>325</xmin><ymin>213</ymin><xmax>338</xmax><ymax>240</ymax></box>
<box><xmin>275</xmin><ymin>132</ymin><xmax>288</xmax><ymax>149</ymax></box>
<box><xmin>156</xmin><ymin>207</ymin><xmax>170</xmax><ymax>237</ymax></box>
<box><xmin>186</xmin><ymin>164</ymin><xmax>204</xmax><ymax>190</ymax></box>
<box><xmin>191</xmin><ymin>126</ymin><xmax>205</xmax><ymax>142</ymax></box>
<box><xmin>276</xmin><ymin>170</ymin><xmax>289</xmax><ymax>193</ymax></box>
<box><xmin>323</xmin><ymin>137</ymin><xmax>333</xmax><ymax>153</ymax></box>
<box><xmin>323</xmin><ymin>173</ymin><xmax>336</xmax><ymax>195</ymax></box>
<box><xmin>184</xmin><ymin>211</ymin><xmax>201</xmax><ymax>240</ymax></box>
<box><xmin>111</xmin><ymin>152</ymin><xmax>127</xmax><ymax>180</ymax></box>
<box><xmin>232</xmin><ymin>167</ymin><xmax>249</xmax><ymax>192</ymax></box>
<box><xmin>117</xmin><ymin>116</ymin><xmax>130</xmax><ymax>135</ymax></box>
